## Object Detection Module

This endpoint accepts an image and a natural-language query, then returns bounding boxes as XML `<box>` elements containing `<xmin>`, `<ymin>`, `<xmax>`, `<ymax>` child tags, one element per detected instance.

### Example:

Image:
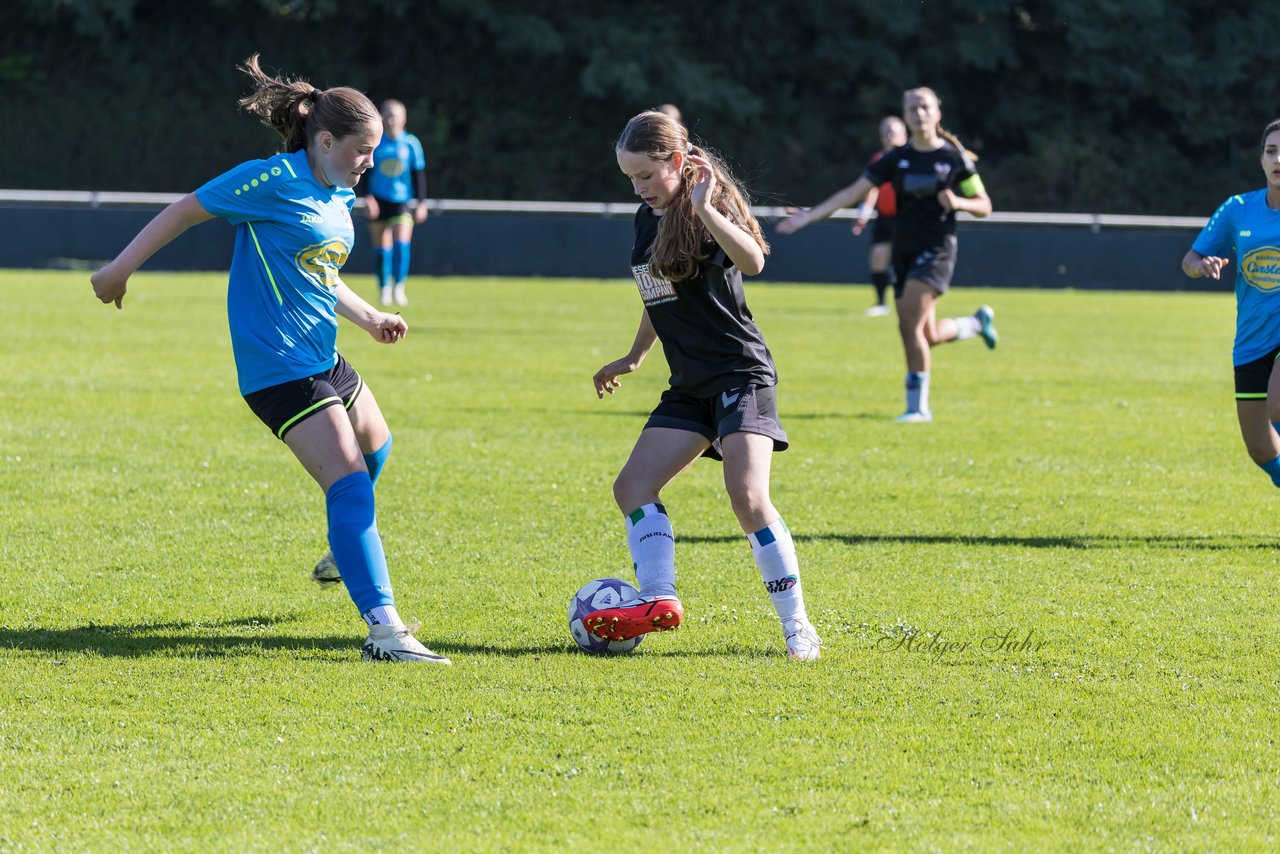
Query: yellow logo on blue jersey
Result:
<box><xmin>294</xmin><ymin>237</ymin><xmax>350</xmax><ymax>290</ymax></box>
<box><xmin>1241</xmin><ymin>246</ymin><xmax>1280</xmax><ymax>292</ymax></box>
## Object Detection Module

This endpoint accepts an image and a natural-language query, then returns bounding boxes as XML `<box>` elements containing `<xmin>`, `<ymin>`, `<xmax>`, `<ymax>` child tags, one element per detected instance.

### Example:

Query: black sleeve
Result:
<box><xmin>862</xmin><ymin>149</ymin><xmax>896</xmax><ymax>185</ymax></box>
<box><xmin>412</xmin><ymin>167</ymin><xmax>426</xmax><ymax>201</ymax></box>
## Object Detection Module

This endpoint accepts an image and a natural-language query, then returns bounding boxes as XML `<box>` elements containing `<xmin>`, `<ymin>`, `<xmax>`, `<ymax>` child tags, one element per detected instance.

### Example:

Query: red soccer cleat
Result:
<box><xmin>582</xmin><ymin>596</ymin><xmax>684</xmax><ymax>642</ymax></box>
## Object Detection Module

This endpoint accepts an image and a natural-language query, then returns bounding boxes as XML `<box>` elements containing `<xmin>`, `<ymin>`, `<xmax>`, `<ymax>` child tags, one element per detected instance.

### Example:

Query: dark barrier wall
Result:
<box><xmin>0</xmin><ymin>204</ymin><xmax>1208</xmax><ymax>292</ymax></box>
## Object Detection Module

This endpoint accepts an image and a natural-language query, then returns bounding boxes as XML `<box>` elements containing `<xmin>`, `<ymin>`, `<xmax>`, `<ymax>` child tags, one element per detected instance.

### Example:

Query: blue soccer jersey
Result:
<box><xmin>1193</xmin><ymin>189</ymin><xmax>1280</xmax><ymax>365</ymax></box>
<box><xmin>367</xmin><ymin>133</ymin><xmax>425</xmax><ymax>203</ymax></box>
<box><xmin>195</xmin><ymin>149</ymin><xmax>356</xmax><ymax>395</ymax></box>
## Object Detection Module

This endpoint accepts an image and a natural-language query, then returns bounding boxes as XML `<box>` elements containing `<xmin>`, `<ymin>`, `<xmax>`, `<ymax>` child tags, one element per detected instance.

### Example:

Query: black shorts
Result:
<box><xmin>871</xmin><ymin>214</ymin><xmax>895</xmax><ymax>245</ymax></box>
<box><xmin>893</xmin><ymin>234</ymin><xmax>958</xmax><ymax>297</ymax></box>
<box><xmin>243</xmin><ymin>354</ymin><xmax>364</xmax><ymax>440</ymax></box>
<box><xmin>645</xmin><ymin>382</ymin><xmax>789</xmax><ymax>461</ymax></box>
<box><xmin>369</xmin><ymin>197</ymin><xmax>411</xmax><ymax>224</ymax></box>
<box><xmin>1234</xmin><ymin>344</ymin><xmax>1280</xmax><ymax>399</ymax></box>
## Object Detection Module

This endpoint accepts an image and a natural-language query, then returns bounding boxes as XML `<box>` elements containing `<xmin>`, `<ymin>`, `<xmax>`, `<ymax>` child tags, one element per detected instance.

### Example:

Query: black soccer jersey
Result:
<box><xmin>629</xmin><ymin>204</ymin><xmax>776</xmax><ymax>396</ymax></box>
<box><xmin>862</xmin><ymin>141</ymin><xmax>979</xmax><ymax>253</ymax></box>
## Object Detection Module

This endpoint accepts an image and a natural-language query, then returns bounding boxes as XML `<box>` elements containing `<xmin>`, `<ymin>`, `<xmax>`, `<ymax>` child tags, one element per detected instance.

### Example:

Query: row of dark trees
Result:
<box><xmin>5</xmin><ymin>0</ymin><xmax>1279</xmax><ymax>214</ymax></box>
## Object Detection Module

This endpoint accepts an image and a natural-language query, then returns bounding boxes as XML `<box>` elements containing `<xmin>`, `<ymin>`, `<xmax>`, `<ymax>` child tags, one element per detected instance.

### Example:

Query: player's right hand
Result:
<box><xmin>1199</xmin><ymin>256</ymin><xmax>1230</xmax><ymax>279</ymax></box>
<box><xmin>91</xmin><ymin>265</ymin><xmax>128</xmax><ymax>309</ymax></box>
<box><xmin>594</xmin><ymin>358</ymin><xmax>638</xmax><ymax>398</ymax></box>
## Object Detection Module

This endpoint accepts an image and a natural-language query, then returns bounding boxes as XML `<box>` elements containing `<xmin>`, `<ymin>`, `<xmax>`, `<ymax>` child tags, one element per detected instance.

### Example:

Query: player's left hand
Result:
<box><xmin>689</xmin><ymin>153</ymin><xmax>716</xmax><ymax>211</ymax></box>
<box><xmin>370</xmin><ymin>312</ymin><xmax>408</xmax><ymax>344</ymax></box>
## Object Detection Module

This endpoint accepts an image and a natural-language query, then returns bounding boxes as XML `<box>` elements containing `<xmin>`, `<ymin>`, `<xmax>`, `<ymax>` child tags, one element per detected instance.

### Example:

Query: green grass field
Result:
<box><xmin>2</xmin><ymin>269</ymin><xmax>1277</xmax><ymax>850</ymax></box>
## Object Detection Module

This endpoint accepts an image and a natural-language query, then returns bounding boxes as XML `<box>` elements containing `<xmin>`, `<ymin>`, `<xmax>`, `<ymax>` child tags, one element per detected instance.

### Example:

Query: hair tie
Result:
<box><xmin>308</xmin><ymin>88</ymin><xmax>323</xmax><ymax>102</ymax></box>
<box><xmin>686</xmin><ymin>142</ymin><xmax>693</xmax><ymax>154</ymax></box>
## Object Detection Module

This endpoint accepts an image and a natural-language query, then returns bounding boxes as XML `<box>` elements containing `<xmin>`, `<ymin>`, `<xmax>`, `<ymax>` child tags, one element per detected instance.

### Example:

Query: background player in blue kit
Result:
<box><xmin>361</xmin><ymin>99</ymin><xmax>427</xmax><ymax>307</ymax></box>
<box><xmin>1183</xmin><ymin>118</ymin><xmax>1280</xmax><ymax>490</ymax></box>
<box><xmin>589</xmin><ymin>110</ymin><xmax>823</xmax><ymax>661</ymax></box>
<box><xmin>778</xmin><ymin>87</ymin><xmax>997</xmax><ymax>423</ymax></box>
<box><xmin>89</xmin><ymin>55</ymin><xmax>449</xmax><ymax>664</ymax></box>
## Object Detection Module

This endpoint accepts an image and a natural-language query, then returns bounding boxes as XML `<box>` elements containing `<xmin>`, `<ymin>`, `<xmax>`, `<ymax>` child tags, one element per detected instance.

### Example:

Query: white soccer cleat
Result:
<box><xmin>312</xmin><ymin>551</ymin><xmax>342</xmax><ymax>588</ymax></box>
<box><xmin>784</xmin><ymin>620</ymin><xmax>824</xmax><ymax>661</ymax></box>
<box><xmin>362</xmin><ymin>621</ymin><xmax>451</xmax><ymax>664</ymax></box>
<box><xmin>865</xmin><ymin>304</ymin><xmax>891</xmax><ymax>317</ymax></box>
<box><xmin>379</xmin><ymin>286</ymin><xmax>394</xmax><ymax>306</ymax></box>
<box><xmin>893</xmin><ymin>410</ymin><xmax>933</xmax><ymax>424</ymax></box>
<box><xmin>393</xmin><ymin>284</ymin><xmax>408</xmax><ymax>306</ymax></box>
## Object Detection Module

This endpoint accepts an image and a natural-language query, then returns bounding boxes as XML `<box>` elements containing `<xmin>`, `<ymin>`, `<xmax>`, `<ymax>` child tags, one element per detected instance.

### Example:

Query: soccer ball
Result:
<box><xmin>568</xmin><ymin>577</ymin><xmax>644</xmax><ymax>654</ymax></box>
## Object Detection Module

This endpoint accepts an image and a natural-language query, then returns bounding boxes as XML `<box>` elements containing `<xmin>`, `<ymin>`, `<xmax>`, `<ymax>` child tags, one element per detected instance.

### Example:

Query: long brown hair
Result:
<box><xmin>237</xmin><ymin>54</ymin><xmax>379</xmax><ymax>153</ymax></box>
<box><xmin>904</xmin><ymin>87</ymin><xmax>978</xmax><ymax>161</ymax></box>
<box><xmin>616</xmin><ymin>110</ymin><xmax>769</xmax><ymax>282</ymax></box>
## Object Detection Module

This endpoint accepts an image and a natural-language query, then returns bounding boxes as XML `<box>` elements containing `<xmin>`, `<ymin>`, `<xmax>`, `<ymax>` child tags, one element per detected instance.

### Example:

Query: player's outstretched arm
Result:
<box><xmin>335</xmin><ymin>279</ymin><xmax>407</xmax><ymax>343</ymax></box>
<box><xmin>91</xmin><ymin>194</ymin><xmax>214</xmax><ymax>309</ymax></box>
<box><xmin>594</xmin><ymin>310</ymin><xmax>657</xmax><ymax>398</ymax></box>
<box><xmin>1181</xmin><ymin>250</ymin><xmax>1230</xmax><ymax>280</ymax></box>
<box><xmin>777</xmin><ymin>176</ymin><xmax>876</xmax><ymax>235</ymax></box>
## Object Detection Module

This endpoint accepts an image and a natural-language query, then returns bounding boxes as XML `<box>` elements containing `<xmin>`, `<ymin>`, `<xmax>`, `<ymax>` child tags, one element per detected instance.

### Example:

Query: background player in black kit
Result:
<box><xmin>586</xmin><ymin>110</ymin><xmax>822</xmax><ymax>661</ymax></box>
<box><xmin>779</xmin><ymin>87</ymin><xmax>997</xmax><ymax>423</ymax></box>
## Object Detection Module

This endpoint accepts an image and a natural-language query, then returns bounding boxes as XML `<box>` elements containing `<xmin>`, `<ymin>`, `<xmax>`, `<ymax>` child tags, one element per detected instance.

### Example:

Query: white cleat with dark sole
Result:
<box><xmin>362</xmin><ymin>622</ymin><xmax>451</xmax><ymax>664</ymax></box>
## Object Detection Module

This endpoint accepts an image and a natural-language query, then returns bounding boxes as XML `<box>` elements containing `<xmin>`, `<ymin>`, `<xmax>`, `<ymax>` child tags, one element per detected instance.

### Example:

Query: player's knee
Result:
<box><xmin>613</xmin><ymin>472</ymin><xmax>655</xmax><ymax>512</ymax></box>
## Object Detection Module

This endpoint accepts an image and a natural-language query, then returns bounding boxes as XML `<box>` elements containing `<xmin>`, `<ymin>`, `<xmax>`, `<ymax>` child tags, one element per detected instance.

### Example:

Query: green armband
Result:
<box><xmin>958</xmin><ymin>174</ymin><xmax>985</xmax><ymax>197</ymax></box>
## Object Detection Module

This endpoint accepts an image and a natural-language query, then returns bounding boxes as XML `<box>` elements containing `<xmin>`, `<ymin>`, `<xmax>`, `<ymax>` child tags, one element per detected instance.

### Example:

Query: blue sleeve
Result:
<box><xmin>195</xmin><ymin>158</ymin><xmax>287</xmax><ymax>225</ymax></box>
<box><xmin>408</xmin><ymin>135</ymin><xmax>426</xmax><ymax>171</ymax></box>
<box><xmin>1192</xmin><ymin>196</ymin><xmax>1241</xmax><ymax>258</ymax></box>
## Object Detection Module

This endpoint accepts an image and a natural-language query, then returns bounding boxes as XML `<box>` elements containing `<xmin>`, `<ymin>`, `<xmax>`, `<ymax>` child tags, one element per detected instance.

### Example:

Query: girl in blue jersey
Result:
<box><xmin>361</xmin><ymin>99</ymin><xmax>428</xmax><ymax>307</ymax></box>
<box><xmin>778</xmin><ymin>87</ymin><xmax>997</xmax><ymax>423</ymax></box>
<box><xmin>89</xmin><ymin>55</ymin><xmax>449</xmax><ymax>664</ymax></box>
<box><xmin>1183</xmin><ymin>118</ymin><xmax>1280</xmax><ymax>490</ymax></box>
<box><xmin>587</xmin><ymin>110</ymin><xmax>822</xmax><ymax>661</ymax></box>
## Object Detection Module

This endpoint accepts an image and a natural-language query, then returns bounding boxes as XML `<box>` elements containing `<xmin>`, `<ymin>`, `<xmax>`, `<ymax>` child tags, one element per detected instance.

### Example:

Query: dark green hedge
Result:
<box><xmin>5</xmin><ymin>0</ymin><xmax>1277</xmax><ymax>214</ymax></box>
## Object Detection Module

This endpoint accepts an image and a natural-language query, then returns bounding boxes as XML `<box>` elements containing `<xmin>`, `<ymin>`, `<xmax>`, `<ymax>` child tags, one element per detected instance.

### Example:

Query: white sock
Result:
<box><xmin>363</xmin><ymin>604</ymin><xmax>403</xmax><ymax>628</ymax></box>
<box><xmin>749</xmin><ymin>518</ymin><xmax>808</xmax><ymax>626</ymax></box>
<box><xmin>953</xmin><ymin>315</ymin><xmax>980</xmax><ymax>340</ymax></box>
<box><xmin>906</xmin><ymin>371</ymin><xmax>931</xmax><ymax>413</ymax></box>
<box><xmin>626</xmin><ymin>503</ymin><xmax>677</xmax><ymax>599</ymax></box>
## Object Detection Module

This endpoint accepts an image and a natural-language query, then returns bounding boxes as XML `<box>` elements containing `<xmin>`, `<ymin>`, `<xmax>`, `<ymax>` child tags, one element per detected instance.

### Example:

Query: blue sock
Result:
<box><xmin>326</xmin><ymin>471</ymin><xmax>394</xmax><ymax>614</ymax></box>
<box><xmin>1259</xmin><ymin>454</ymin><xmax>1280</xmax><ymax>488</ymax></box>
<box><xmin>375</xmin><ymin>246</ymin><xmax>392</xmax><ymax>289</ymax></box>
<box><xmin>363</xmin><ymin>434</ymin><xmax>392</xmax><ymax>487</ymax></box>
<box><xmin>393</xmin><ymin>240</ymin><xmax>411</xmax><ymax>284</ymax></box>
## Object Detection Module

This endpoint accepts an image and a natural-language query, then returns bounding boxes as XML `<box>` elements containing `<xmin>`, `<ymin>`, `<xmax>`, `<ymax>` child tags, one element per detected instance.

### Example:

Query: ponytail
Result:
<box><xmin>237</xmin><ymin>54</ymin><xmax>379</xmax><ymax>153</ymax></box>
<box><xmin>937</xmin><ymin>126</ymin><xmax>978</xmax><ymax>162</ymax></box>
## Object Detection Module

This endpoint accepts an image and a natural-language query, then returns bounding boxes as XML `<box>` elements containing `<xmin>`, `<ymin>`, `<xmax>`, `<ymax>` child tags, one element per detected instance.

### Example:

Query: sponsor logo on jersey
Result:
<box><xmin>294</xmin><ymin>237</ymin><xmax>351</xmax><ymax>291</ymax></box>
<box><xmin>1242</xmin><ymin>246</ymin><xmax>1280</xmax><ymax>292</ymax></box>
<box><xmin>300</xmin><ymin>213</ymin><xmax>324</xmax><ymax>225</ymax></box>
<box><xmin>1240</xmin><ymin>230</ymin><xmax>1252</xmax><ymax>237</ymax></box>
<box><xmin>632</xmin><ymin>263</ymin><xmax>677</xmax><ymax>305</ymax></box>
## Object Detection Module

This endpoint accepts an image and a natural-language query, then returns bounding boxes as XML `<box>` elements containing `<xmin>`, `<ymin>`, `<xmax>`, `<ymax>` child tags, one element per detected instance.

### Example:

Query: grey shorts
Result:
<box><xmin>894</xmin><ymin>234</ymin><xmax>958</xmax><ymax>296</ymax></box>
<box><xmin>645</xmin><ymin>382</ymin><xmax>789</xmax><ymax>461</ymax></box>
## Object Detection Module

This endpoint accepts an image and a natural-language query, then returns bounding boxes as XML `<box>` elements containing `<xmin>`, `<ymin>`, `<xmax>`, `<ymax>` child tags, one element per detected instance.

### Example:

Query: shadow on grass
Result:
<box><xmin>0</xmin><ymin>617</ymin><xmax>766</xmax><ymax>660</ymax></box>
<box><xmin>680</xmin><ymin>532</ymin><xmax>1278</xmax><ymax>551</ymax></box>
<box><xmin>0</xmin><ymin>616</ymin><xmax>355</xmax><ymax>659</ymax></box>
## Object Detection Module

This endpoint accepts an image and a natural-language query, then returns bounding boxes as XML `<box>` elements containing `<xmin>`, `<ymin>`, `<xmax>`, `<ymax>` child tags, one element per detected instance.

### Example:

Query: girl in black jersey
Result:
<box><xmin>585</xmin><ymin>110</ymin><xmax>822</xmax><ymax>661</ymax></box>
<box><xmin>779</xmin><ymin>87</ymin><xmax>998</xmax><ymax>423</ymax></box>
